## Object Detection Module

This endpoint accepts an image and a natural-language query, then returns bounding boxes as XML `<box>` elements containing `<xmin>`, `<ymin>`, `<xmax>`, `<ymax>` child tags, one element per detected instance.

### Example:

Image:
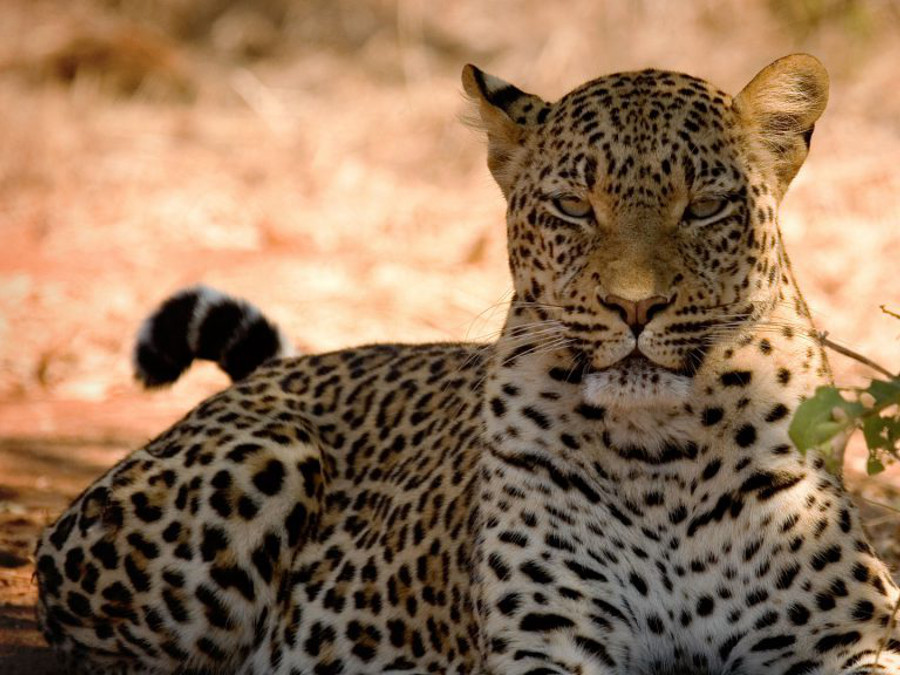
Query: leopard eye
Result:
<box><xmin>551</xmin><ymin>195</ymin><xmax>593</xmax><ymax>221</ymax></box>
<box><xmin>684</xmin><ymin>197</ymin><xmax>730</xmax><ymax>223</ymax></box>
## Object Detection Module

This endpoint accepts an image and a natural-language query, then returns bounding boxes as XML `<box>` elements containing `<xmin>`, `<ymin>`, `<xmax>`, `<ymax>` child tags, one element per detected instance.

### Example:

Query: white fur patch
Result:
<box><xmin>581</xmin><ymin>358</ymin><xmax>692</xmax><ymax>411</ymax></box>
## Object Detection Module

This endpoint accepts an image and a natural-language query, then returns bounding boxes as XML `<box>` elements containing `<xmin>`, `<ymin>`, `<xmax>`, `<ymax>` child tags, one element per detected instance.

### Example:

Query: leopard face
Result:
<box><xmin>464</xmin><ymin>56</ymin><xmax>828</xmax><ymax>413</ymax></box>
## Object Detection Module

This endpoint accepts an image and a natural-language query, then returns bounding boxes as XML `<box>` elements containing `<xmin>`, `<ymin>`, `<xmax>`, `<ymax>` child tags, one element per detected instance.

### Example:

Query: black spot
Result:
<box><xmin>839</xmin><ymin>508</ymin><xmax>852</xmax><ymax>533</ymax></box>
<box><xmin>162</xmin><ymin>522</ymin><xmax>182</xmax><ymax>543</ymax></box>
<box><xmin>253</xmin><ymin>459</ymin><xmax>286</xmax><ymax>496</ymax></box>
<box><xmin>66</xmin><ymin>591</ymin><xmax>91</xmax><ymax>617</ymax></box>
<box><xmin>564</xmin><ymin>560</ymin><xmax>607</xmax><ymax>582</ymax></box>
<box><xmin>810</xmin><ymin>544</ymin><xmax>841</xmax><ymax>571</ymax></box>
<box><xmin>740</xmin><ymin>471</ymin><xmax>804</xmax><ymax>500</ymax></box>
<box><xmin>124</xmin><ymin>555</ymin><xmax>151</xmax><ymax>592</ymax></box>
<box><xmin>519</xmin><ymin>613</ymin><xmax>575</xmax><ymax>632</ymax></box>
<box><xmin>196</xmin><ymin>636</ymin><xmax>227</xmax><ymax>662</ymax></box>
<box><xmin>130</xmin><ymin>492</ymin><xmax>163</xmax><ymax>523</ymax></box>
<box><xmin>520</xmin><ymin>561</ymin><xmax>554</xmax><ymax>584</ymax></box>
<box><xmin>696</xmin><ymin>596</ymin><xmax>714</xmax><ymax>616</ymax></box>
<box><xmin>211</xmin><ymin>470</ymin><xmax>232</xmax><ymax>489</ymax></box>
<box><xmin>734</xmin><ymin>424</ymin><xmax>757</xmax><ymax>448</ymax></box>
<box><xmin>521</xmin><ymin>406</ymin><xmax>552</xmax><ymax>430</ymax></box>
<box><xmin>227</xmin><ymin>443</ymin><xmax>262</xmax><ymax>463</ymax></box>
<box><xmin>720</xmin><ymin>370</ymin><xmax>752</xmax><ymax>387</ymax></box>
<box><xmin>745</xmin><ymin>588</ymin><xmax>768</xmax><ymax>606</ymax></box>
<box><xmin>765</xmin><ymin>404</ymin><xmax>789</xmax><ymax>422</ymax></box>
<box><xmin>751</xmin><ymin>635</ymin><xmax>796</xmax><ymax>652</ymax></box>
<box><xmin>669</xmin><ymin>505</ymin><xmax>688</xmax><ymax>525</ymax></box>
<box><xmin>101</xmin><ymin>581</ymin><xmax>133</xmax><ymax>604</ymax></box>
<box><xmin>788</xmin><ymin>603</ymin><xmax>810</xmax><ymax>625</ymax></box>
<box><xmin>718</xmin><ymin>634</ymin><xmax>742</xmax><ymax>661</ymax></box>
<box><xmin>629</xmin><ymin>573</ymin><xmax>648</xmax><ymax>596</ymax></box>
<box><xmin>701</xmin><ymin>459</ymin><xmax>722</xmax><ymax>481</ymax></box>
<box><xmin>776</xmin><ymin>564</ymin><xmax>801</xmax><ymax>590</ymax></box>
<box><xmin>238</xmin><ymin>496</ymin><xmax>259</xmax><ymax>520</ymax></box>
<box><xmin>815</xmin><ymin>631</ymin><xmax>861</xmax><ymax>654</ymax></box>
<box><xmin>490</xmin><ymin>397</ymin><xmax>507</xmax><ymax>417</ymax></box>
<box><xmin>200</xmin><ymin>526</ymin><xmax>229</xmax><ymax>562</ymax></box>
<box><xmin>497</xmin><ymin>593</ymin><xmax>521</xmax><ymax>616</ymax></box>
<box><xmin>549</xmin><ymin>367</ymin><xmax>582</xmax><ymax>384</ymax></box>
<box><xmin>646</xmin><ymin>614</ymin><xmax>665</xmax><ymax>634</ymax></box>
<box><xmin>701</xmin><ymin>407</ymin><xmax>724</xmax><ymax>426</ymax></box>
<box><xmin>49</xmin><ymin>513</ymin><xmax>76</xmax><ymax>550</ymax></box>
<box><xmin>285</xmin><ymin>503</ymin><xmax>309</xmax><ymax>548</ymax></box>
<box><xmin>64</xmin><ymin>547</ymin><xmax>84</xmax><ymax>582</ymax></box>
<box><xmin>754</xmin><ymin>611</ymin><xmax>778</xmax><ymax>629</ymax></box>
<box><xmin>488</xmin><ymin>553</ymin><xmax>511</xmax><ymax>581</ymax></box>
<box><xmin>851</xmin><ymin>600</ymin><xmax>875</xmax><ymax>621</ymax></box>
<box><xmin>210</xmin><ymin>565</ymin><xmax>255</xmax><ymax>601</ymax></box>
<box><xmin>126</xmin><ymin>532</ymin><xmax>160</xmax><ymax>560</ymax></box>
<box><xmin>575</xmin><ymin>403</ymin><xmax>605</xmax><ymax>420</ymax></box>
<box><xmin>573</xmin><ymin>635</ymin><xmax>616</xmax><ymax>667</ymax></box>
<box><xmin>196</xmin><ymin>584</ymin><xmax>234</xmax><ymax>629</ymax></box>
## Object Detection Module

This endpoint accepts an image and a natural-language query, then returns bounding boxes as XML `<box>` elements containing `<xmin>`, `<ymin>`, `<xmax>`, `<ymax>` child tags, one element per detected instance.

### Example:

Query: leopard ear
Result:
<box><xmin>462</xmin><ymin>65</ymin><xmax>548</xmax><ymax>196</ymax></box>
<box><xmin>733</xmin><ymin>54</ymin><xmax>829</xmax><ymax>196</ymax></box>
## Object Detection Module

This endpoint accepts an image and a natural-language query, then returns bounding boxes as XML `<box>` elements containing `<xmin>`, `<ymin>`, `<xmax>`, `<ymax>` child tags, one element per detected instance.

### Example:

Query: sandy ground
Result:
<box><xmin>1</xmin><ymin>1</ymin><xmax>899</xmax><ymax>672</ymax></box>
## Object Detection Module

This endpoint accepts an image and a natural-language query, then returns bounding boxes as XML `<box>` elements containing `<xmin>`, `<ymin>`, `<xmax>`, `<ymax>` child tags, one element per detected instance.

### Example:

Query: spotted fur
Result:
<box><xmin>36</xmin><ymin>55</ymin><xmax>900</xmax><ymax>675</ymax></box>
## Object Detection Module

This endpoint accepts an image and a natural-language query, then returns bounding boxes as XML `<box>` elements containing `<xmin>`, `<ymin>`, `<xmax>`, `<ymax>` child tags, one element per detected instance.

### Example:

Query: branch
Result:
<box><xmin>817</xmin><ymin>332</ymin><xmax>895</xmax><ymax>379</ymax></box>
<box><xmin>881</xmin><ymin>305</ymin><xmax>900</xmax><ymax>321</ymax></box>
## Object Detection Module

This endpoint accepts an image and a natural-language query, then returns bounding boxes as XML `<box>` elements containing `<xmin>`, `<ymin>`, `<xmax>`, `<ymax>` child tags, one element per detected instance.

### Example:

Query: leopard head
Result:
<box><xmin>464</xmin><ymin>55</ymin><xmax>829</xmax><ymax>411</ymax></box>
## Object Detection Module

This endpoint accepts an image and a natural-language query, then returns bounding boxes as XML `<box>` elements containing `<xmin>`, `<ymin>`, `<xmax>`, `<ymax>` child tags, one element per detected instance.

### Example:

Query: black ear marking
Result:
<box><xmin>801</xmin><ymin>126</ymin><xmax>814</xmax><ymax>149</ymax></box>
<box><xmin>468</xmin><ymin>66</ymin><xmax>527</xmax><ymax>114</ymax></box>
<box><xmin>486</xmin><ymin>83</ymin><xmax>528</xmax><ymax>111</ymax></box>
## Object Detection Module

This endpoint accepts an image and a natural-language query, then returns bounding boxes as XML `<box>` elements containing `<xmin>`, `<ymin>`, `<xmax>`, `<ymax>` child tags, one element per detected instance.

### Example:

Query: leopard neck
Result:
<box><xmin>482</xmin><ymin>290</ymin><xmax>832</xmax><ymax>468</ymax></box>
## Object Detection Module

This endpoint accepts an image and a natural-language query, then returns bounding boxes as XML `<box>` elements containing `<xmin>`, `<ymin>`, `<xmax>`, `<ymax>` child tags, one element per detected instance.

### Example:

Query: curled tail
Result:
<box><xmin>134</xmin><ymin>285</ymin><xmax>294</xmax><ymax>387</ymax></box>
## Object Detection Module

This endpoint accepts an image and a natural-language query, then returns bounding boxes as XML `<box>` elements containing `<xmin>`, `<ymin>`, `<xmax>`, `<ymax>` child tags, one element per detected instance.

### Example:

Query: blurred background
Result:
<box><xmin>0</xmin><ymin>0</ymin><xmax>898</xmax><ymax>668</ymax></box>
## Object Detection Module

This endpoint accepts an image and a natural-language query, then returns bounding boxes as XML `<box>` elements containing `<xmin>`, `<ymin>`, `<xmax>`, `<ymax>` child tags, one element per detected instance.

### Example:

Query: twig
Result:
<box><xmin>817</xmin><ymin>331</ymin><xmax>895</xmax><ymax>379</ymax></box>
<box><xmin>881</xmin><ymin>305</ymin><xmax>900</xmax><ymax>321</ymax></box>
<box><xmin>230</xmin><ymin>68</ymin><xmax>291</xmax><ymax>138</ymax></box>
<box><xmin>858</xmin><ymin>495</ymin><xmax>900</xmax><ymax>516</ymax></box>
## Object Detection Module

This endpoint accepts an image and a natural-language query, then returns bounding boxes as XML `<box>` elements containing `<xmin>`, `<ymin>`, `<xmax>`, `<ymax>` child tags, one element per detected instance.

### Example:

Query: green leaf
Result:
<box><xmin>862</xmin><ymin>415</ymin><xmax>891</xmax><ymax>452</ymax></box>
<box><xmin>867</xmin><ymin>456</ymin><xmax>885</xmax><ymax>475</ymax></box>
<box><xmin>789</xmin><ymin>386</ymin><xmax>862</xmax><ymax>453</ymax></box>
<box><xmin>865</xmin><ymin>378</ymin><xmax>900</xmax><ymax>406</ymax></box>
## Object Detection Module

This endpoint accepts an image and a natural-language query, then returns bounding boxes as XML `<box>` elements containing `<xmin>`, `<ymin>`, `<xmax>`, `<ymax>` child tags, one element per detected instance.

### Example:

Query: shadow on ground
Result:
<box><xmin>0</xmin><ymin>437</ymin><xmax>131</xmax><ymax>675</ymax></box>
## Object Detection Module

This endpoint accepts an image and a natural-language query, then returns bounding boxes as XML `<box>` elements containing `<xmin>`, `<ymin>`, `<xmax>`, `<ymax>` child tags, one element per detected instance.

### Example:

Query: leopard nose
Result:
<box><xmin>600</xmin><ymin>294</ymin><xmax>672</xmax><ymax>337</ymax></box>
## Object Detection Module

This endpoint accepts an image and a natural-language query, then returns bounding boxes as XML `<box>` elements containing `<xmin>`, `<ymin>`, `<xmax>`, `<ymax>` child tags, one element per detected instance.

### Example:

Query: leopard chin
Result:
<box><xmin>581</xmin><ymin>354</ymin><xmax>692</xmax><ymax>411</ymax></box>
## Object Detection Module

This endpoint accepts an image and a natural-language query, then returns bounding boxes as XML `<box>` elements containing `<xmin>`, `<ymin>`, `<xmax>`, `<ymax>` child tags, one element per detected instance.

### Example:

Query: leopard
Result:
<box><xmin>35</xmin><ymin>54</ymin><xmax>900</xmax><ymax>674</ymax></box>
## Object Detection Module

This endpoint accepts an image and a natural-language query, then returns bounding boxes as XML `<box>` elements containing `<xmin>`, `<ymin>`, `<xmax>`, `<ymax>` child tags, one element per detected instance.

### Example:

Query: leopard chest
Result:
<box><xmin>476</xmin><ymin>446</ymin><xmax>825</xmax><ymax>673</ymax></box>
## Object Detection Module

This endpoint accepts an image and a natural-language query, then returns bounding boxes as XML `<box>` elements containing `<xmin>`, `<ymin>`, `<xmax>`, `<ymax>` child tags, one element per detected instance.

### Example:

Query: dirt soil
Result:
<box><xmin>1</xmin><ymin>1</ymin><xmax>899</xmax><ymax>672</ymax></box>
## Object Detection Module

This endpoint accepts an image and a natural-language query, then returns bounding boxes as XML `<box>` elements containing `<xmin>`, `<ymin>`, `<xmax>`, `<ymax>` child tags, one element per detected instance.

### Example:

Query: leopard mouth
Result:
<box><xmin>575</xmin><ymin>349</ymin><xmax>695</xmax><ymax>409</ymax></box>
<box><xmin>595</xmin><ymin>352</ymin><xmax>679</xmax><ymax>380</ymax></box>
<box><xmin>570</xmin><ymin>346</ymin><xmax>690</xmax><ymax>378</ymax></box>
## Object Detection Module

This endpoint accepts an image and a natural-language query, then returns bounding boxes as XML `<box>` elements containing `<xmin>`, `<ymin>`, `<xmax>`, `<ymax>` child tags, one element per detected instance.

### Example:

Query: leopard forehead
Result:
<box><xmin>508</xmin><ymin>70</ymin><xmax>757</xmax><ymax>275</ymax></box>
<box><xmin>522</xmin><ymin>70</ymin><xmax>745</xmax><ymax>216</ymax></box>
<box><xmin>546</xmin><ymin>70</ymin><xmax>734</xmax><ymax>156</ymax></box>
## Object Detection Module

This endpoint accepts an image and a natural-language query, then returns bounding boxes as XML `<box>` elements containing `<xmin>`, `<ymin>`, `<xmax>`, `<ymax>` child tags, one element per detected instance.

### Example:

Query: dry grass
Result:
<box><xmin>0</xmin><ymin>3</ymin><xmax>898</xmax><ymax>654</ymax></box>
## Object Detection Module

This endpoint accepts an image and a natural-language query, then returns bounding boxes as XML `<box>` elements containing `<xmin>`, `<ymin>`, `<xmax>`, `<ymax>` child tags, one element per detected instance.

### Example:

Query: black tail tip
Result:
<box><xmin>134</xmin><ymin>343</ymin><xmax>191</xmax><ymax>388</ymax></box>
